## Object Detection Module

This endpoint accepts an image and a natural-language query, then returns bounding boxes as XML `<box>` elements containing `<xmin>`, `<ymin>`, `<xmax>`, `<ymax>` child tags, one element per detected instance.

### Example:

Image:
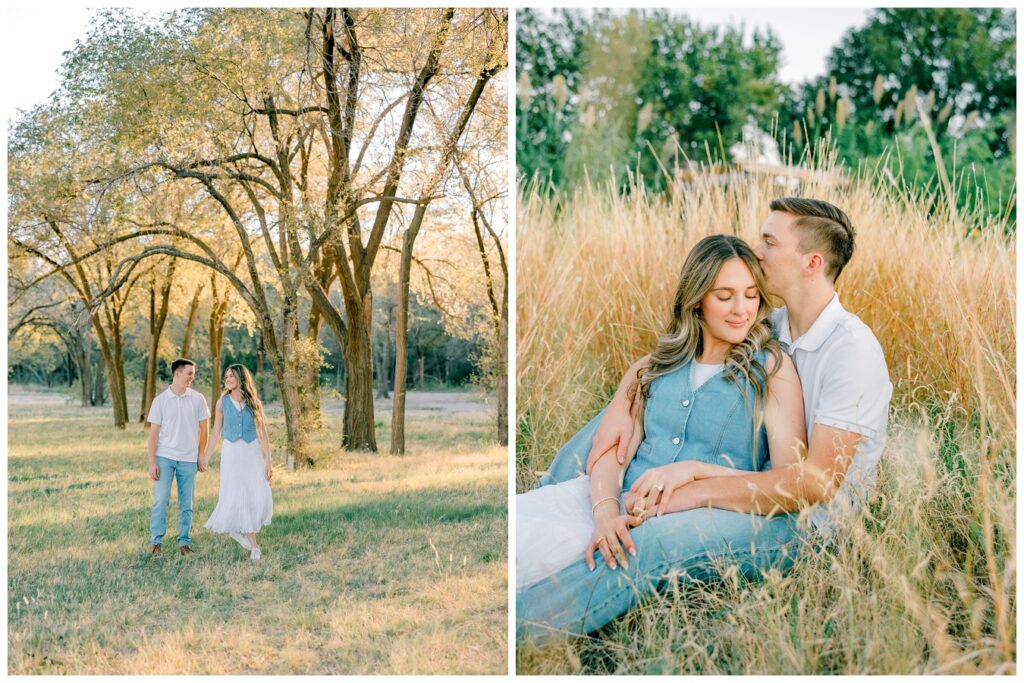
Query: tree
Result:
<box><xmin>389</xmin><ymin>17</ymin><xmax>506</xmax><ymax>453</ymax></box>
<box><xmin>783</xmin><ymin>8</ymin><xmax>1016</xmax><ymax>223</ymax></box>
<box><xmin>9</xmin><ymin>8</ymin><xmax>508</xmax><ymax>462</ymax></box>
<box><xmin>516</xmin><ymin>9</ymin><xmax>785</xmax><ymax>190</ymax></box>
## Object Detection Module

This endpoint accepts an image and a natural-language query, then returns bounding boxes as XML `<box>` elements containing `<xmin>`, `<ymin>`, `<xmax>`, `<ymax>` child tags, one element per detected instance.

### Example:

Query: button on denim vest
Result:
<box><xmin>221</xmin><ymin>395</ymin><xmax>258</xmax><ymax>443</ymax></box>
<box><xmin>622</xmin><ymin>352</ymin><xmax>770</xmax><ymax>491</ymax></box>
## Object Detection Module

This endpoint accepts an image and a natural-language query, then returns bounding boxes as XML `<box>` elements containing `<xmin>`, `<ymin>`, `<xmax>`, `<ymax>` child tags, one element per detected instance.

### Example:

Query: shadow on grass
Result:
<box><xmin>11</xmin><ymin>486</ymin><xmax>505</xmax><ymax>560</ymax></box>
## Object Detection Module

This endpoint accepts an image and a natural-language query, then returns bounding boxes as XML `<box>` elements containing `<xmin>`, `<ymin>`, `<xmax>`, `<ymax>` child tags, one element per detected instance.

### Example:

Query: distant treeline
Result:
<box><xmin>8</xmin><ymin>291</ymin><xmax>485</xmax><ymax>402</ymax></box>
<box><xmin>517</xmin><ymin>8</ymin><xmax>1015</xmax><ymax>224</ymax></box>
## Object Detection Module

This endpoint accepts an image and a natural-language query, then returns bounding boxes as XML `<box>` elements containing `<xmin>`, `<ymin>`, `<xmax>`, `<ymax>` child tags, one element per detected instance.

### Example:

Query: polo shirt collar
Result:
<box><xmin>776</xmin><ymin>293</ymin><xmax>845</xmax><ymax>352</ymax></box>
<box><xmin>167</xmin><ymin>386</ymin><xmax>192</xmax><ymax>399</ymax></box>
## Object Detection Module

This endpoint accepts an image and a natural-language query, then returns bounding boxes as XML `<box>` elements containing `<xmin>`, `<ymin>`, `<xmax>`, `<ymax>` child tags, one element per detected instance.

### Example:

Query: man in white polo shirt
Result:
<box><xmin>518</xmin><ymin>197</ymin><xmax>892</xmax><ymax>640</ymax></box>
<box><xmin>147</xmin><ymin>358</ymin><xmax>211</xmax><ymax>556</ymax></box>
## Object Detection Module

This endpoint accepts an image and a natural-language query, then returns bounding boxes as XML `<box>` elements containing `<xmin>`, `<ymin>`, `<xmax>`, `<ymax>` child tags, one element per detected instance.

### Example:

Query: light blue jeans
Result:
<box><xmin>520</xmin><ymin>411</ymin><xmax>804</xmax><ymax>642</ymax></box>
<box><xmin>150</xmin><ymin>456</ymin><xmax>197</xmax><ymax>547</ymax></box>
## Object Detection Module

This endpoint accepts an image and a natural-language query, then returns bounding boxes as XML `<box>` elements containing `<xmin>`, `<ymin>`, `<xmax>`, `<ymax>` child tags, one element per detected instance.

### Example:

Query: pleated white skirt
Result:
<box><xmin>517</xmin><ymin>476</ymin><xmax>617</xmax><ymax>590</ymax></box>
<box><xmin>204</xmin><ymin>438</ymin><xmax>273</xmax><ymax>534</ymax></box>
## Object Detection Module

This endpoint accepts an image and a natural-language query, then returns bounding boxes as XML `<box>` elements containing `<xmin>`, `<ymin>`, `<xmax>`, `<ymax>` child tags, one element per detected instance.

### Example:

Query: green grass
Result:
<box><xmin>8</xmin><ymin>390</ymin><xmax>507</xmax><ymax>674</ymax></box>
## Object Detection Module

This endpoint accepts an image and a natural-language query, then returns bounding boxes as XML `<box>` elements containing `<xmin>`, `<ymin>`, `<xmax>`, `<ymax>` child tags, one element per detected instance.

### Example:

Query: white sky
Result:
<box><xmin>680</xmin><ymin>8</ymin><xmax>870</xmax><ymax>84</ymax></box>
<box><xmin>4</xmin><ymin>6</ymin><xmax>872</xmax><ymax>127</ymax></box>
<box><xmin>5</xmin><ymin>6</ymin><xmax>97</xmax><ymax>125</ymax></box>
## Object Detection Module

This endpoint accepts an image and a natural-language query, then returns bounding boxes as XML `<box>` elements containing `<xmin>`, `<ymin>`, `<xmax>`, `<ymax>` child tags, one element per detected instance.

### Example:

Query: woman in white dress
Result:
<box><xmin>202</xmin><ymin>364</ymin><xmax>273</xmax><ymax>560</ymax></box>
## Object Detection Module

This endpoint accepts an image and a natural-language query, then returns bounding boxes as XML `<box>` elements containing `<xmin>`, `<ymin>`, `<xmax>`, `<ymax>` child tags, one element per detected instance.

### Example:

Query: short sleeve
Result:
<box><xmin>813</xmin><ymin>334</ymin><xmax>892</xmax><ymax>438</ymax></box>
<box><xmin>146</xmin><ymin>395</ymin><xmax>162</xmax><ymax>425</ymax></box>
<box><xmin>197</xmin><ymin>395</ymin><xmax>211</xmax><ymax>421</ymax></box>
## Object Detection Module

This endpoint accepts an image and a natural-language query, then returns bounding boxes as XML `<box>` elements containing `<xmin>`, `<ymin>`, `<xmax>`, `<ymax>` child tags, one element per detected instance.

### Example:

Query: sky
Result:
<box><xmin>679</xmin><ymin>8</ymin><xmax>870</xmax><ymax>84</ymax></box>
<box><xmin>5</xmin><ymin>6</ymin><xmax>97</xmax><ymax>125</ymax></box>
<box><xmin>3</xmin><ymin>6</ymin><xmax>872</xmax><ymax>127</ymax></box>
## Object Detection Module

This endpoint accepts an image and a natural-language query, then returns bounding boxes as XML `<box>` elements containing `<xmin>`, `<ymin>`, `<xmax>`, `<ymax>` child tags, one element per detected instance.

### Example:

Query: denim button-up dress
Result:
<box><xmin>622</xmin><ymin>353</ymin><xmax>770</xmax><ymax>491</ymax></box>
<box><xmin>221</xmin><ymin>395</ymin><xmax>258</xmax><ymax>443</ymax></box>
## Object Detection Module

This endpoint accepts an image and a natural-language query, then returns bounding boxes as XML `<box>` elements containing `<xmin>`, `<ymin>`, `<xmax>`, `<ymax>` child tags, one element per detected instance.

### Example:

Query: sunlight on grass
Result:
<box><xmin>7</xmin><ymin>392</ymin><xmax>507</xmax><ymax>675</ymax></box>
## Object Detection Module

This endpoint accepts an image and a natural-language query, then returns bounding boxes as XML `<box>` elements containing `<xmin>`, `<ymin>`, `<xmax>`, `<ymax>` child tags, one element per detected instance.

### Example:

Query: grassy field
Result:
<box><xmin>8</xmin><ymin>388</ymin><xmax>507</xmax><ymax>675</ymax></box>
<box><xmin>516</xmin><ymin>161</ymin><xmax>1015</xmax><ymax>673</ymax></box>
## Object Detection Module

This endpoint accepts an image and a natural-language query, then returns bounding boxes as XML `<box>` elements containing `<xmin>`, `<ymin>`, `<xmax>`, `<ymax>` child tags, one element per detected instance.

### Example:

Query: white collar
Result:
<box><xmin>775</xmin><ymin>293</ymin><xmax>846</xmax><ymax>352</ymax></box>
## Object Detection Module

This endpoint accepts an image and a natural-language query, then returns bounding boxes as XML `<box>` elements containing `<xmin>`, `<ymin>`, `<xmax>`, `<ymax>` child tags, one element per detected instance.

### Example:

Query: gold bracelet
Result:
<box><xmin>591</xmin><ymin>496</ymin><xmax>620</xmax><ymax>516</ymax></box>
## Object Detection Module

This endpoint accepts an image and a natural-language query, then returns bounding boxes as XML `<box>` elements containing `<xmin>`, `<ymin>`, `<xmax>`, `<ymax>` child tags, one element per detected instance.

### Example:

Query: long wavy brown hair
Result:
<box><xmin>221</xmin><ymin>364</ymin><xmax>266</xmax><ymax>431</ymax></box>
<box><xmin>635</xmin><ymin>235</ymin><xmax>782</xmax><ymax>441</ymax></box>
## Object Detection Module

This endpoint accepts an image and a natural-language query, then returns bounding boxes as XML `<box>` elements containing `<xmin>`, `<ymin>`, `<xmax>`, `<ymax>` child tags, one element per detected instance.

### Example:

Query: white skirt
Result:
<box><xmin>517</xmin><ymin>476</ymin><xmax>620</xmax><ymax>590</ymax></box>
<box><xmin>204</xmin><ymin>438</ymin><xmax>273</xmax><ymax>534</ymax></box>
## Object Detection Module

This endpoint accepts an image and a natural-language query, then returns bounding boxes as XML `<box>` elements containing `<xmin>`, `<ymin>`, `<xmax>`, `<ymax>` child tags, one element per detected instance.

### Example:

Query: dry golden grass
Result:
<box><xmin>516</xmin><ymin>163</ymin><xmax>1015</xmax><ymax>673</ymax></box>
<box><xmin>8</xmin><ymin>391</ymin><xmax>507</xmax><ymax>675</ymax></box>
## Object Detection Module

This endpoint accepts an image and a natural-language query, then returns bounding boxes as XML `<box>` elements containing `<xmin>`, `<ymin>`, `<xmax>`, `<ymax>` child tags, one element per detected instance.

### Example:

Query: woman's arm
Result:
<box><xmin>201</xmin><ymin>401</ymin><xmax>223</xmax><ymax>468</ymax></box>
<box><xmin>584</xmin><ymin>399</ymin><xmax>645</xmax><ymax>570</ymax></box>
<box><xmin>257</xmin><ymin>419</ymin><xmax>273</xmax><ymax>480</ymax></box>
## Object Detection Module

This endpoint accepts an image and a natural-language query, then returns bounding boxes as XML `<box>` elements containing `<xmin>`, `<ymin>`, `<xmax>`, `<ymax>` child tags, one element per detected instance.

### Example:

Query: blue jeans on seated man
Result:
<box><xmin>150</xmin><ymin>456</ymin><xmax>197</xmax><ymax>547</ymax></box>
<box><xmin>521</xmin><ymin>410</ymin><xmax>804</xmax><ymax>643</ymax></box>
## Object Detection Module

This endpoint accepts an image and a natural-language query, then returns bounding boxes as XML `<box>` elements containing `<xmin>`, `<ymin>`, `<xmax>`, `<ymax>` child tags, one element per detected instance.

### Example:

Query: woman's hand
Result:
<box><xmin>585</xmin><ymin>504</ymin><xmax>641</xmax><ymax>571</ymax></box>
<box><xmin>628</xmin><ymin>462</ymin><xmax>703</xmax><ymax>518</ymax></box>
<box><xmin>264</xmin><ymin>461</ymin><xmax>273</xmax><ymax>481</ymax></box>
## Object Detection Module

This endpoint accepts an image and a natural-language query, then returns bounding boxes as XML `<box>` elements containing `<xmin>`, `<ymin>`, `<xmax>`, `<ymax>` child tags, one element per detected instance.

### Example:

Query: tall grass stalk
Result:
<box><xmin>516</xmin><ymin>159</ymin><xmax>1015</xmax><ymax>674</ymax></box>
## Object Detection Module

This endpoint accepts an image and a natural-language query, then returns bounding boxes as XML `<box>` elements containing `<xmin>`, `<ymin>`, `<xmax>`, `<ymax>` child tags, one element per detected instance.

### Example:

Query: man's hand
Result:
<box><xmin>585</xmin><ymin>408</ymin><xmax>635</xmax><ymax>475</ymax></box>
<box><xmin>149</xmin><ymin>461</ymin><xmax>160</xmax><ymax>481</ymax></box>
<box><xmin>585</xmin><ymin>508</ymin><xmax>641</xmax><ymax>571</ymax></box>
<box><xmin>197</xmin><ymin>456</ymin><xmax>208</xmax><ymax>473</ymax></box>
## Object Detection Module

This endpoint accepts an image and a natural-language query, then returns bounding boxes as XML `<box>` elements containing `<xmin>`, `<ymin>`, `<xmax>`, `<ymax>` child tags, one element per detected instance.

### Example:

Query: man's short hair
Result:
<box><xmin>171</xmin><ymin>358</ymin><xmax>196</xmax><ymax>375</ymax></box>
<box><xmin>770</xmin><ymin>197</ymin><xmax>856</xmax><ymax>282</ymax></box>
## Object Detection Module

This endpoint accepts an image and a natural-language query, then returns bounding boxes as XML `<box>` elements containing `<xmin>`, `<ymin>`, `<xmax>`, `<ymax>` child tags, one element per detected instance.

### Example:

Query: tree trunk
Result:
<box><xmin>256</xmin><ymin>329</ymin><xmax>265</xmax><ymax>396</ymax></box>
<box><xmin>179</xmin><ymin>283</ymin><xmax>203</xmax><ymax>357</ymax></box>
<box><xmin>304</xmin><ymin>303</ymin><xmax>325</xmax><ymax>418</ymax></box>
<box><xmin>141</xmin><ymin>263</ymin><xmax>175</xmax><ymax>423</ymax></box>
<box><xmin>376</xmin><ymin>303</ymin><xmax>392</xmax><ymax>399</ymax></box>
<box><xmin>464</xmin><ymin>166</ymin><xmax>509</xmax><ymax>446</ymax></box>
<box><xmin>275</xmin><ymin>310</ymin><xmax>315</xmax><ymax>470</ymax></box>
<box><xmin>374</xmin><ymin>341</ymin><xmax>388</xmax><ymax>399</ymax></box>
<box><xmin>390</xmin><ymin>204</ymin><xmax>429</xmax><ymax>454</ymax></box>
<box><xmin>496</xmin><ymin>293</ymin><xmax>508</xmax><ymax>446</ymax></box>
<box><xmin>208</xmin><ymin>288</ymin><xmax>228</xmax><ymax>411</ymax></box>
<box><xmin>343</xmin><ymin>291</ymin><xmax>377</xmax><ymax>451</ymax></box>
<box><xmin>103</xmin><ymin>310</ymin><xmax>128</xmax><ymax>429</ymax></box>
<box><xmin>94</xmin><ymin>354</ymin><xmax>107</xmax><ymax>406</ymax></box>
<box><xmin>79</xmin><ymin>333</ymin><xmax>92</xmax><ymax>407</ymax></box>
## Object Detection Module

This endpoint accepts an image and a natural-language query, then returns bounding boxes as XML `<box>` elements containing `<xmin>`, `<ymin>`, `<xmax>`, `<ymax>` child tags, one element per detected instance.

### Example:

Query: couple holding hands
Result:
<box><xmin>147</xmin><ymin>360</ymin><xmax>274</xmax><ymax>560</ymax></box>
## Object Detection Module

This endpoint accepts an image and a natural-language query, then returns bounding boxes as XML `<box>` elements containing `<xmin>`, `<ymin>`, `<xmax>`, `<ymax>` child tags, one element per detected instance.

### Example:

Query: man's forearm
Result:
<box><xmin>661</xmin><ymin>465</ymin><xmax>830</xmax><ymax>516</ymax></box>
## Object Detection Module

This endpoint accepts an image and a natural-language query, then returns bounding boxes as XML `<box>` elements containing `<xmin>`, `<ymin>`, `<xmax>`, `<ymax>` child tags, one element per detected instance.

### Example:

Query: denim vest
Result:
<box><xmin>221</xmin><ymin>395</ymin><xmax>258</xmax><ymax>443</ymax></box>
<box><xmin>622</xmin><ymin>353</ymin><xmax>770</xmax><ymax>491</ymax></box>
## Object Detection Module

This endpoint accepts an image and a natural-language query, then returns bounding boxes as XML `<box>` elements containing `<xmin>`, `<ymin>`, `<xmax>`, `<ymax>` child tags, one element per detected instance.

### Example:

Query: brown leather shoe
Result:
<box><xmin>151</xmin><ymin>544</ymin><xmax>162</xmax><ymax>556</ymax></box>
<box><xmin>180</xmin><ymin>545</ymin><xmax>194</xmax><ymax>556</ymax></box>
